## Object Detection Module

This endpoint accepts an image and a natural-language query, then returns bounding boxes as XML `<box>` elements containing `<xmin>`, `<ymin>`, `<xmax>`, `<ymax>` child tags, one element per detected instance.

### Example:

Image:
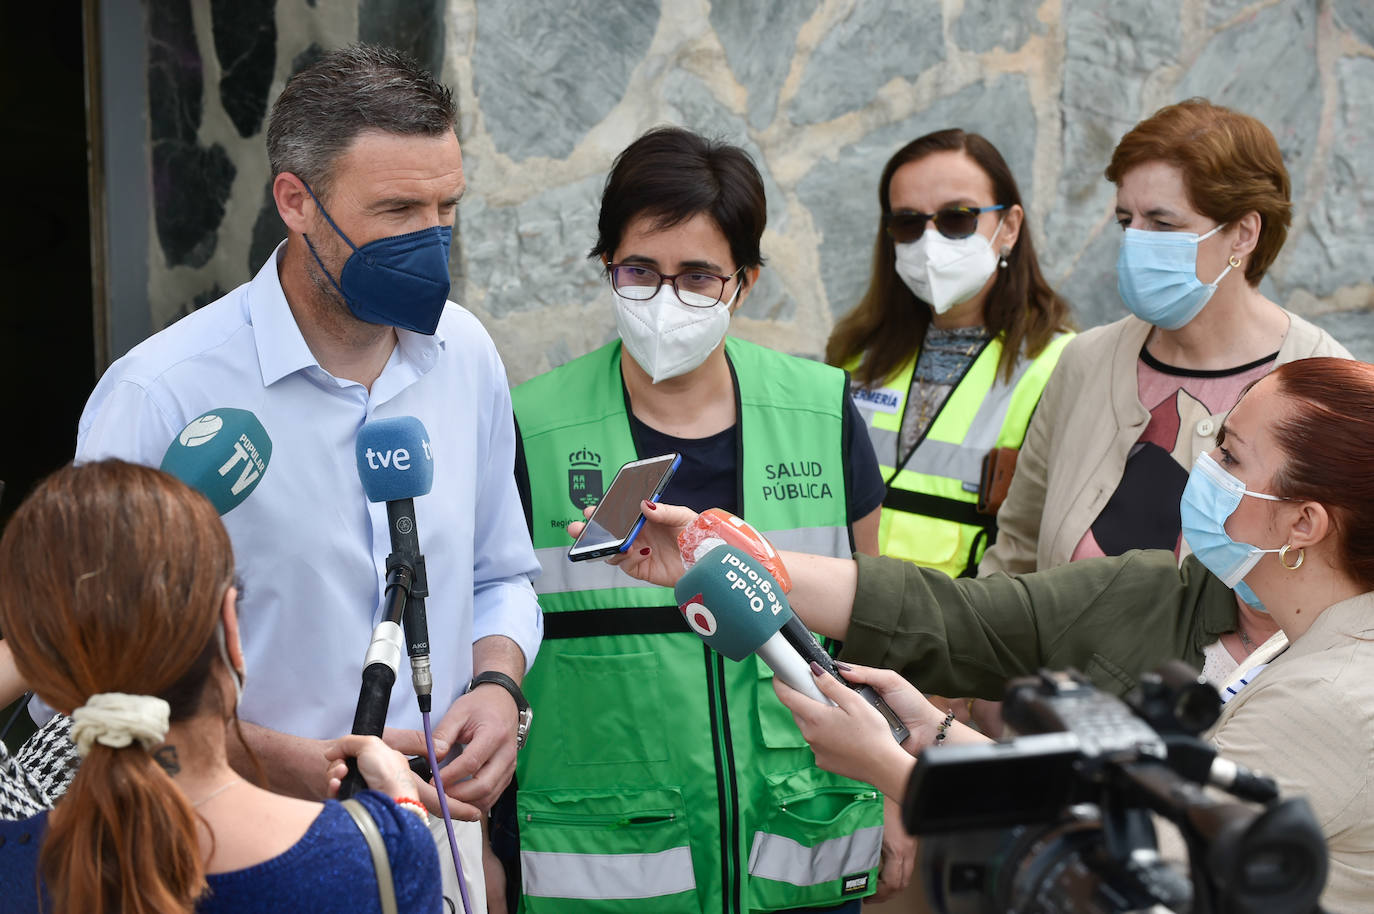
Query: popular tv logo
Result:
<box><xmin>218</xmin><ymin>433</ymin><xmax>267</xmax><ymax>496</ymax></box>
<box><xmin>678</xmin><ymin>594</ymin><xmax>718</xmax><ymax>637</ymax></box>
<box><xmin>179</xmin><ymin>414</ymin><xmax>223</xmax><ymax>447</ymax></box>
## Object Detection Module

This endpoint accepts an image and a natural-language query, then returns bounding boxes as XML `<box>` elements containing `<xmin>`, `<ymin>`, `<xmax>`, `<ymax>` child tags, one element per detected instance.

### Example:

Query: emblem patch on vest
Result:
<box><xmin>841</xmin><ymin>872</ymin><xmax>870</xmax><ymax>896</ymax></box>
<box><xmin>568</xmin><ymin>447</ymin><xmax>603</xmax><ymax>510</ymax></box>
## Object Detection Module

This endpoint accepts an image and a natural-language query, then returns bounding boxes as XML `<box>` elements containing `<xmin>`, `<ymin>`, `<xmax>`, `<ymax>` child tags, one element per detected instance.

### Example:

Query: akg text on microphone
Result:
<box><xmin>161</xmin><ymin>408</ymin><xmax>272</xmax><ymax>514</ymax></box>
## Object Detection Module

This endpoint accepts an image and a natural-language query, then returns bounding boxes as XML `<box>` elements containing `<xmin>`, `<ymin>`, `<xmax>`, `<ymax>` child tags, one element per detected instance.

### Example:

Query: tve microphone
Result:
<box><xmin>160</xmin><ymin>408</ymin><xmax>272</xmax><ymax>514</ymax></box>
<box><xmin>355</xmin><ymin>416</ymin><xmax>435</xmax><ymax>707</ymax></box>
<box><xmin>676</xmin><ymin>544</ymin><xmax>910</xmax><ymax>743</ymax></box>
<box><xmin>338</xmin><ymin>417</ymin><xmax>435</xmax><ymax>800</ymax></box>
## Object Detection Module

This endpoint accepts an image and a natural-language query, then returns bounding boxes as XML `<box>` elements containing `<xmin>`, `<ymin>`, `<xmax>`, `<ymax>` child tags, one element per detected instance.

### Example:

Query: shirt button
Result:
<box><xmin>1196</xmin><ymin>418</ymin><xmax>1215</xmax><ymax>438</ymax></box>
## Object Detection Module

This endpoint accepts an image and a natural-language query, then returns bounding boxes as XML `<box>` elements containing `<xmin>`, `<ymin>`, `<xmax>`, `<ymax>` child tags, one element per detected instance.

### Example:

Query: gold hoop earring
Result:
<box><xmin>1279</xmin><ymin>544</ymin><xmax>1304</xmax><ymax>570</ymax></box>
<box><xmin>1228</xmin><ymin>254</ymin><xmax>1242</xmax><ymax>269</ymax></box>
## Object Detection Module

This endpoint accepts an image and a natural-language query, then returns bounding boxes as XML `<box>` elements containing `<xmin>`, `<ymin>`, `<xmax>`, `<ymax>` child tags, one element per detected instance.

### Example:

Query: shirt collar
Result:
<box><xmin>247</xmin><ymin>241</ymin><xmax>448</xmax><ymax>389</ymax></box>
<box><xmin>248</xmin><ymin>242</ymin><xmax>322</xmax><ymax>388</ymax></box>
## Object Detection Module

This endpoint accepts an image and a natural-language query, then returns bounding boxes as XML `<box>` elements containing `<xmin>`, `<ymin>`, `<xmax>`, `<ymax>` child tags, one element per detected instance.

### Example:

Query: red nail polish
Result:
<box><xmin>644</xmin><ymin>501</ymin><xmax>657</xmax><ymax>511</ymax></box>
<box><xmin>640</xmin><ymin>547</ymin><xmax>651</xmax><ymax>556</ymax></box>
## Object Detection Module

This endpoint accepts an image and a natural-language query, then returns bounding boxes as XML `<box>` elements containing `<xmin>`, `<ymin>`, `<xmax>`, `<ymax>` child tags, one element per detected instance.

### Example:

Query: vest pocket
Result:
<box><xmin>553</xmin><ymin>650</ymin><xmax>668</xmax><ymax>765</ymax></box>
<box><xmin>518</xmin><ymin>787</ymin><xmax>698</xmax><ymax>912</ymax></box>
<box><xmin>747</xmin><ymin>768</ymin><xmax>883</xmax><ymax>909</ymax></box>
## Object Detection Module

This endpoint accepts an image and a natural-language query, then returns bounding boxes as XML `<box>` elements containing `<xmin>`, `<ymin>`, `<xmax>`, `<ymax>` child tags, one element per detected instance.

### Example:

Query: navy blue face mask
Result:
<box><xmin>301</xmin><ymin>182</ymin><xmax>453</xmax><ymax>335</ymax></box>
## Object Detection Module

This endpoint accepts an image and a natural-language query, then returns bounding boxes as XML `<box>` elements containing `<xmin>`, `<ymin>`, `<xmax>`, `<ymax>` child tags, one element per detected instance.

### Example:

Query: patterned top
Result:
<box><xmin>898</xmin><ymin>325</ymin><xmax>993</xmax><ymax>458</ymax></box>
<box><xmin>1072</xmin><ymin>347</ymin><xmax>1276</xmax><ymax>560</ymax></box>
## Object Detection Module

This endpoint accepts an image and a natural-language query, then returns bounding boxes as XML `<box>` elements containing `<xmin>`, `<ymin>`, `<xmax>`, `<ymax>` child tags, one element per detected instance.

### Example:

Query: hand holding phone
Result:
<box><xmin>568</xmin><ymin>454</ymin><xmax>681</xmax><ymax>562</ymax></box>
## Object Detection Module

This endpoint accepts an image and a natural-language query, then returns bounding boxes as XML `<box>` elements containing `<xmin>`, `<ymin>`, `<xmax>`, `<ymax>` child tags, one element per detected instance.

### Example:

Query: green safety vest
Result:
<box><xmin>851</xmin><ymin>332</ymin><xmax>1071</xmax><ymax>577</ymax></box>
<box><xmin>513</xmin><ymin>337</ymin><xmax>883</xmax><ymax>914</ymax></box>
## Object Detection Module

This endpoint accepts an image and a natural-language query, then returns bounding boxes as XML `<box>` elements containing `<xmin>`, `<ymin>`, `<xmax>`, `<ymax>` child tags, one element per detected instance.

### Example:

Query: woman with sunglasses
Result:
<box><xmin>506</xmin><ymin>127</ymin><xmax>887</xmax><ymax>913</ymax></box>
<box><xmin>981</xmin><ymin>101</ymin><xmax>1348</xmax><ymax>681</ymax></box>
<box><xmin>827</xmin><ymin>129</ymin><xmax>1075</xmax><ymax>583</ymax></box>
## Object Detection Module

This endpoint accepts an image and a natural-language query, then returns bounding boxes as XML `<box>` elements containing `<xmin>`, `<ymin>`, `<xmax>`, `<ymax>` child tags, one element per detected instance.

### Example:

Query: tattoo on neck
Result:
<box><xmin>153</xmin><ymin>746</ymin><xmax>181</xmax><ymax>776</ymax></box>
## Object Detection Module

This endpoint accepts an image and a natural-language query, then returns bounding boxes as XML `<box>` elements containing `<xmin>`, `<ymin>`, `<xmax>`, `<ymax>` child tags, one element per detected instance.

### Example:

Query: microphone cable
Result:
<box><xmin>422</xmin><ymin>710</ymin><xmax>474</xmax><ymax>914</ymax></box>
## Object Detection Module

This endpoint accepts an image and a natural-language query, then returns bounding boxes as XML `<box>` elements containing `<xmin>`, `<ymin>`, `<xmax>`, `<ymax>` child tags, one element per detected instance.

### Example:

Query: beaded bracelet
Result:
<box><xmin>934</xmin><ymin>709</ymin><xmax>957</xmax><ymax>745</ymax></box>
<box><xmin>393</xmin><ymin>795</ymin><xmax>430</xmax><ymax>823</ymax></box>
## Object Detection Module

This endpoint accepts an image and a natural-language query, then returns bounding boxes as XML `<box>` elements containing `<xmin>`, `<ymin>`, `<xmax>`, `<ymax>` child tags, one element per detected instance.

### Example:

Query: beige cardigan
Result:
<box><xmin>979</xmin><ymin>311</ymin><xmax>1350</xmax><ymax>576</ymax></box>
<box><xmin>1210</xmin><ymin>591</ymin><xmax>1374</xmax><ymax>911</ymax></box>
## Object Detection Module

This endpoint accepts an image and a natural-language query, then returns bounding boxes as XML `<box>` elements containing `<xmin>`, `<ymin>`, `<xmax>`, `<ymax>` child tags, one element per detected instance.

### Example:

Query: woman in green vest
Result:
<box><xmin>509</xmin><ymin>127</ymin><xmax>888</xmax><ymax>913</ymax></box>
<box><xmin>826</xmin><ymin>129</ymin><xmax>1075</xmax><ymax>580</ymax></box>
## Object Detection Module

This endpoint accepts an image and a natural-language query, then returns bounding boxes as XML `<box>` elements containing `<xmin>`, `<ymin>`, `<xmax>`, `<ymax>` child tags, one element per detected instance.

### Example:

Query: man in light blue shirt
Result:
<box><xmin>75</xmin><ymin>45</ymin><xmax>541</xmax><ymax>854</ymax></box>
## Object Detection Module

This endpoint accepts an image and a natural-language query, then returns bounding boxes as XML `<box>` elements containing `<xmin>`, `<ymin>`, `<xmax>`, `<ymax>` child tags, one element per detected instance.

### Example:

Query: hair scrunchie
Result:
<box><xmin>69</xmin><ymin>693</ymin><xmax>170</xmax><ymax>757</ymax></box>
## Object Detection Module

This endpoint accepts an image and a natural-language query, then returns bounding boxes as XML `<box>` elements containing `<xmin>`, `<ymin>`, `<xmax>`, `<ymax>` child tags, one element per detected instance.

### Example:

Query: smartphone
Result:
<box><xmin>567</xmin><ymin>453</ymin><xmax>681</xmax><ymax>562</ymax></box>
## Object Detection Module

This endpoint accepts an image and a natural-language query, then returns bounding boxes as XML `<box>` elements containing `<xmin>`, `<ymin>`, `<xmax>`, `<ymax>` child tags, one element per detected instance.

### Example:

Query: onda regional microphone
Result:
<box><xmin>675</xmin><ymin>543</ymin><xmax>825</xmax><ymax>702</ymax></box>
<box><xmin>160</xmin><ymin>408</ymin><xmax>272</xmax><ymax>514</ymax></box>
<box><xmin>676</xmin><ymin>544</ymin><xmax>910</xmax><ymax>743</ymax></box>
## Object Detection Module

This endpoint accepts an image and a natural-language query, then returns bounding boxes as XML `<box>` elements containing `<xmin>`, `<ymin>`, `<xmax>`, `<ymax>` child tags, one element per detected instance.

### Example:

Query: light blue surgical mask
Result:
<box><xmin>1117</xmin><ymin>225</ymin><xmax>1235</xmax><ymax>330</ymax></box>
<box><xmin>1180</xmin><ymin>452</ymin><xmax>1286</xmax><ymax>612</ymax></box>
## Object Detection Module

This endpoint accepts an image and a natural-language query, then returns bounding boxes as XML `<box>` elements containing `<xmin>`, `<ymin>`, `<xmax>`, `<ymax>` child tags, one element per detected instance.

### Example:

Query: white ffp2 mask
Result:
<box><xmin>614</xmin><ymin>283</ymin><xmax>735</xmax><ymax>383</ymax></box>
<box><xmin>894</xmin><ymin>220</ymin><xmax>1003</xmax><ymax>314</ymax></box>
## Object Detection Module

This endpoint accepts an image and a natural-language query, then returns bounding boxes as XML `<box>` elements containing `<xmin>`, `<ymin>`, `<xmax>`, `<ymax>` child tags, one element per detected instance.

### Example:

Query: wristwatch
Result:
<box><xmin>468</xmin><ymin>671</ymin><xmax>533</xmax><ymax>750</ymax></box>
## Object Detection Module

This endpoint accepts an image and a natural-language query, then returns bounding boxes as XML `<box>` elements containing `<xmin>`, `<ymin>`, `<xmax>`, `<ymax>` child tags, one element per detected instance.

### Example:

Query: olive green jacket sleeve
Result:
<box><xmin>841</xmin><ymin>551</ymin><xmax>1238</xmax><ymax>699</ymax></box>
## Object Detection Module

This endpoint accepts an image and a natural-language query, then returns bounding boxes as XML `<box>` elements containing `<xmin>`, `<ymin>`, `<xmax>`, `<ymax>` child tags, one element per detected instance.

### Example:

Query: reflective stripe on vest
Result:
<box><xmin>532</xmin><ymin>526</ymin><xmax>850</xmax><ymax>596</ymax></box>
<box><xmin>747</xmin><ymin>824</ymin><xmax>883</xmax><ymax>887</ymax></box>
<box><xmin>521</xmin><ymin>846</ymin><xmax>696</xmax><ymax>899</ymax></box>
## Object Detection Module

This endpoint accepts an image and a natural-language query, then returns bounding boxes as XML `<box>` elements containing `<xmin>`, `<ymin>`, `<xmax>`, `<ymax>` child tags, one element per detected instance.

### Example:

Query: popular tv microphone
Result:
<box><xmin>160</xmin><ymin>408</ymin><xmax>272</xmax><ymax>514</ymax></box>
<box><xmin>675</xmin><ymin>544</ymin><xmax>910</xmax><ymax>743</ymax></box>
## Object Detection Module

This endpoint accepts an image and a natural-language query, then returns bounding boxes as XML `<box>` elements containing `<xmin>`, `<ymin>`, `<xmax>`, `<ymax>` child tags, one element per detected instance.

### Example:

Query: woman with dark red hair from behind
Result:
<box><xmin>0</xmin><ymin>460</ymin><xmax>442</xmax><ymax>913</ymax></box>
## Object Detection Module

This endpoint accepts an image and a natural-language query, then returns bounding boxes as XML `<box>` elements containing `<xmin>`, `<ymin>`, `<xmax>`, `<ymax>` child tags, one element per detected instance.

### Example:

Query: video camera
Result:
<box><xmin>901</xmin><ymin>662</ymin><xmax>1329</xmax><ymax>914</ymax></box>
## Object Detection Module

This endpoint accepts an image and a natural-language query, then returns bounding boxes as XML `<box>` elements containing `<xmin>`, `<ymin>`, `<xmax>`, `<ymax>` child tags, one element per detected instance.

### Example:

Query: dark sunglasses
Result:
<box><xmin>884</xmin><ymin>204</ymin><xmax>1006</xmax><ymax>243</ymax></box>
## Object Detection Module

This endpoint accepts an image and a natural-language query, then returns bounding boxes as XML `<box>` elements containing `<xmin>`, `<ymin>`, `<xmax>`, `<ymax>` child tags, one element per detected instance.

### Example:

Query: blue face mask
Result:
<box><xmin>301</xmin><ymin>182</ymin><xmax>453</xmax><ymax>335</ymax></box>
<box><xmin>1117</xmin><ymin>225</ymin><xmax>1235</xmax><ymax>330</ymax></box>
<box><xmin>1180</xmin><ymin>452</ymin><xmax>1286</xmax><ymax>612</ymax></box>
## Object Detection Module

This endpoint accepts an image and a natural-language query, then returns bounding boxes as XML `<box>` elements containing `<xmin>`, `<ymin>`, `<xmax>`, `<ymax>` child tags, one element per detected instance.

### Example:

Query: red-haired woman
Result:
<box><xmin>827</xmin><ymin>129</ymin><xmax>1075</xmax><ymax>580</ymax></box>
<box><xmin>607</xmin><ymin>357</ymin><xmax>1374</xmax><ymax>911</ymax></box>
<box><xmin>981</xmin><ymin>100</ymin><xmax>1348</xmax><ymax>685</ymax></box>
<box><xmin>0</xmin><ymin>461</ymin><xmax>442</xmax><ymax>914</ymax></box>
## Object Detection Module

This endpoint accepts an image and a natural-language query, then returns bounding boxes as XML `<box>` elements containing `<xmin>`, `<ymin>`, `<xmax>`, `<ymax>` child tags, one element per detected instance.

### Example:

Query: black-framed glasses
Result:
<box><xmin>608</xmin><ymin>263</ymin><xmax>744</xmax><ymax>308</ymax></box>
<box><xmin>884</xmin><ymin>205</ymin><xmax>1006</xmax><ymax>243</ymax></box>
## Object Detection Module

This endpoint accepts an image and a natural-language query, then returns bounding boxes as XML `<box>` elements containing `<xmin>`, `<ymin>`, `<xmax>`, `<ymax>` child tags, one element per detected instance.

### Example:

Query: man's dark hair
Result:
<box><xmin>266</xmin><ymin>44</ymin><xmax>456</xmax><ymax>199</ymax></box>
<box><xmin>590</xmin><ymin>127</ymin><xmax>766</xmax><ymax>284</ymax></box>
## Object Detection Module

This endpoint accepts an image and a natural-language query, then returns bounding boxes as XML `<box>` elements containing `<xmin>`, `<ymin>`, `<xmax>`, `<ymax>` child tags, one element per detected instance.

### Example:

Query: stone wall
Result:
<box><xmin>128</xmin><ymin>0</ymin><xmax>1374</xmax><ymax>380</ymax></box>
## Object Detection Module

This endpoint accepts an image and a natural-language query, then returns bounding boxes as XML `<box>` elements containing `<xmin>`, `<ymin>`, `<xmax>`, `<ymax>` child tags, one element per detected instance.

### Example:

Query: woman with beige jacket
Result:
<box><xmin>979</xmin><ymin>99</ymin><xmax>1348</xmax><ymax>685</ymax></box>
